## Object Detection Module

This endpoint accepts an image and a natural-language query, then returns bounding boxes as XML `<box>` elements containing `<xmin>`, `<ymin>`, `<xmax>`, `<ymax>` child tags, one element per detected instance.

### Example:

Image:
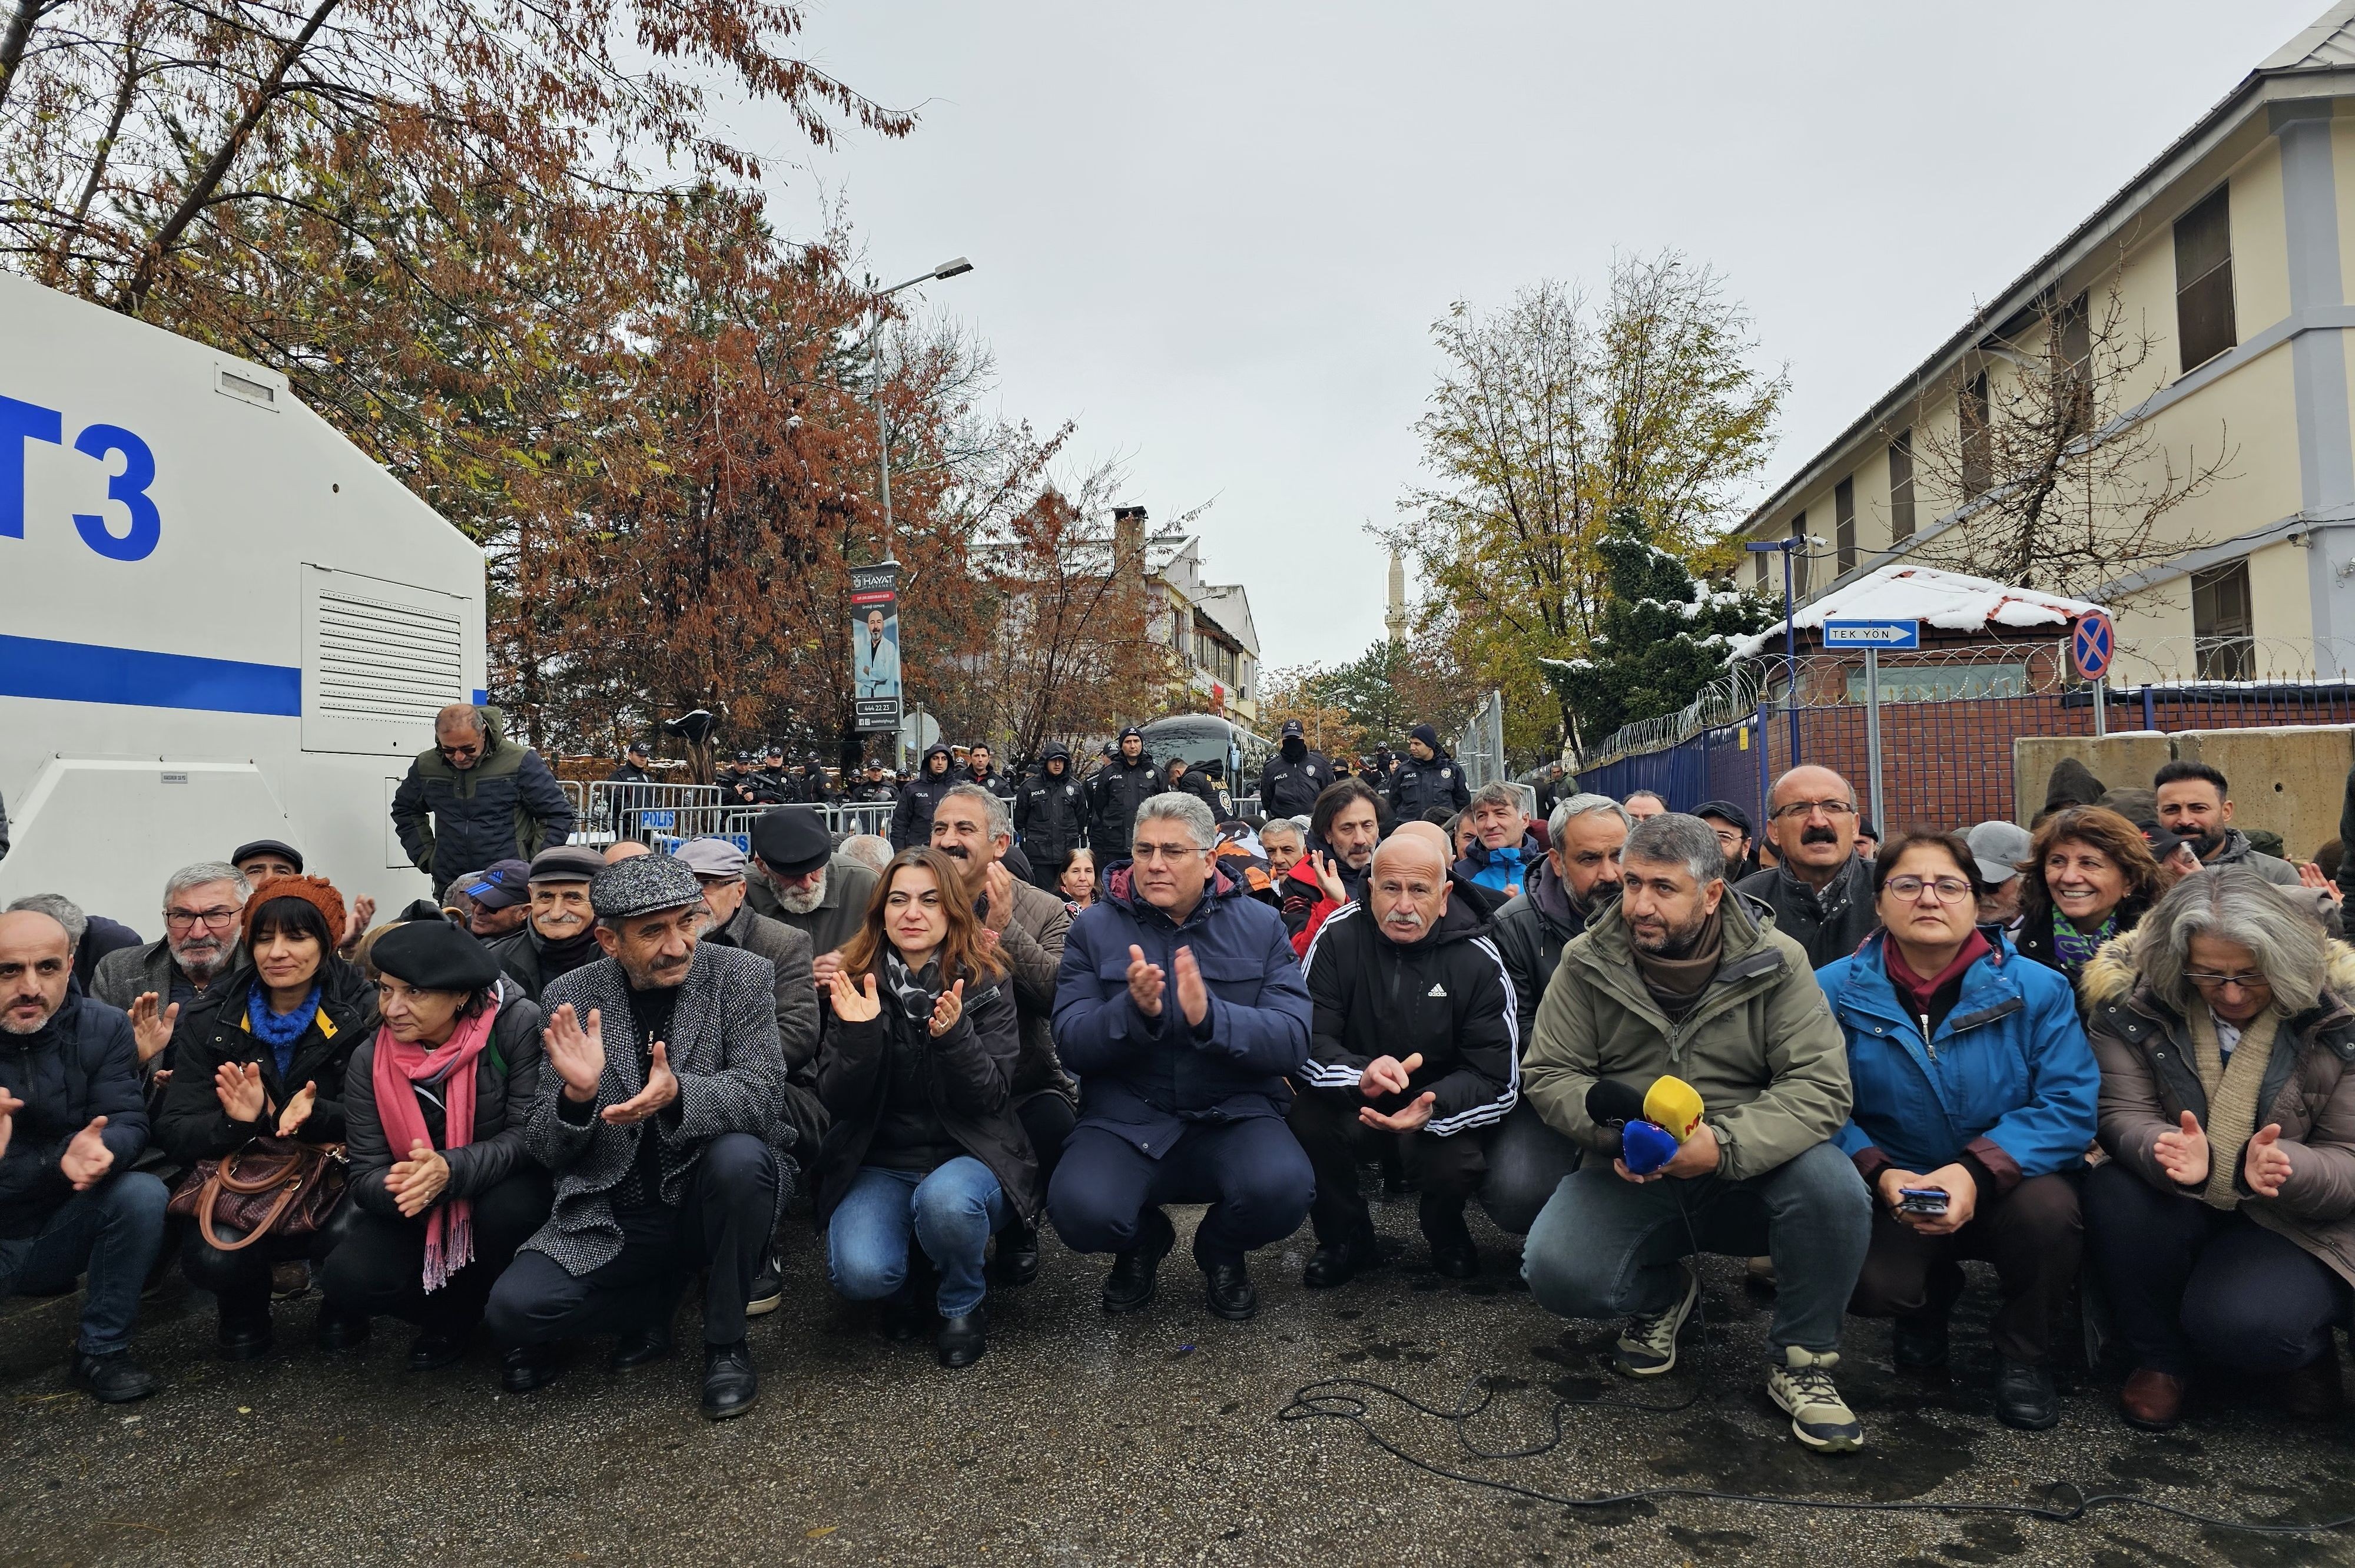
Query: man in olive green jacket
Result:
<box><xmin>1521</xmin><ymin>813</ymin><xmax>1870</xmax><ymax>1453</ymax></box>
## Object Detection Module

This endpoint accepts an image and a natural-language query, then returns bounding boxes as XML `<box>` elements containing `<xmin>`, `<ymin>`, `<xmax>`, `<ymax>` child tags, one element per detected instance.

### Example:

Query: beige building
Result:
<box><xmin>1109</xmin><ymin>506</ymin><xmax>1263</xmax><ymax>726</ymax></box>
<box><xmin>1737</xmin><ymin>4</ymin><xmax>2355</xmax><ymax>683</ymax></box>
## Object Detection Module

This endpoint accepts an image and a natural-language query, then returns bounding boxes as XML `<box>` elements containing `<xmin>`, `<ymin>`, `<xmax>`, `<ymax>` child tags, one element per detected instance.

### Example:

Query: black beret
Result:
<box><xmin>751</xmin><ymin>805</ymin><xmax>832</xmax><ymax>878</ymax></box>
<box><xmin>373</xmin><ymin>919</ymin><xmax>502</xmax><ymax>992</ymax></box>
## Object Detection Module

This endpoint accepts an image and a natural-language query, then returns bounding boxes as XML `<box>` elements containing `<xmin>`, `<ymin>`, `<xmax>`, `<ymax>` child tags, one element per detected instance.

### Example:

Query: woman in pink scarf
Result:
<box><xmin>318</xmin><ymin>920</ymin><xmax>552</xmax><ymax>1376</ymax></box>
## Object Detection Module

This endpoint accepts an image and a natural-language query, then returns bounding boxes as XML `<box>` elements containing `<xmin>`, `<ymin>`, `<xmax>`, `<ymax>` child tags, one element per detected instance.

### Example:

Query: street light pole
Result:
<box><xmin>867</xmin><ymin>257</ymin><xmax>974</xmax><ymax>535</ymax></box>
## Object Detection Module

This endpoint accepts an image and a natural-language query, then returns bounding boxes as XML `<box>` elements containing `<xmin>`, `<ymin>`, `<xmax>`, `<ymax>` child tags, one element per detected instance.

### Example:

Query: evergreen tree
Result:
<box><xmin>1541</xmin><ymin>508</ymin><xmax>1776</xmax><ymax>748</ymax></box>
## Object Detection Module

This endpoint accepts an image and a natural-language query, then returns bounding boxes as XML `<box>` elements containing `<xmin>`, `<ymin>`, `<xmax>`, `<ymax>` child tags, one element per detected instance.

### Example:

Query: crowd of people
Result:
<box><xmin>4</xmin><ymin>700</ymin><xmax>2353</xmax><ymax>1460</ymax></box>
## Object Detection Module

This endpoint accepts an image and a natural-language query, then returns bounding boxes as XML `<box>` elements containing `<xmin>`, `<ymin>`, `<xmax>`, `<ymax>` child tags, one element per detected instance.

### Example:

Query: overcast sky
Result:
<box><xmin>741</xmin><ymin>0</ymin><xmax>2327</xmax><ymax>672</ymax></box>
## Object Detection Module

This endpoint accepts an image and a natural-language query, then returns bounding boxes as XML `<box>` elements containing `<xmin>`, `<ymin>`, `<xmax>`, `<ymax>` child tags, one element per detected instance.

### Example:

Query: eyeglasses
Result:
<box><xmin>1882</xmin><ymin>876</ymin><xmax>1973</xmax><ymax>904</ymax></box>
<box><xmin>1769</xmin><ymin>799</ymin><xmax>1857</xmax><ymax>822</ymax></box>
<box><xmin>438</xmin><ymin>741</ymin><xmax>482</xmax><ymax>760</ymax></box>
<box><xmin>1130</xmin><ymin>842</ymin><xmax>1205</xmax><ymax>863</ymax></box>
<box><xmin>165</xmin><ymin>907</ymin><xmax>241</xmax><ymax>931</ymax></box>
<box><xmin>2184</xmin><ymin>971</ymin><xmax>2269</xmax><ymax>991</ymax></box>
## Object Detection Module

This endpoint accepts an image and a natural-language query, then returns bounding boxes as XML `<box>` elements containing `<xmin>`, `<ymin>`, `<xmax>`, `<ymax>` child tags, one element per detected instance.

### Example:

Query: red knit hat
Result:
<box><xmin>243</xmin><ymin>874</ymin><xmax>347</xmax><ymax>946</ymax></box>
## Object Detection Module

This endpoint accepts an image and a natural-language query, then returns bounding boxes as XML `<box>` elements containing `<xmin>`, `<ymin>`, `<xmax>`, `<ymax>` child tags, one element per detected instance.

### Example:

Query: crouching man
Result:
<box><xmin>1292</xmin><ymin>824</ymin><xmax>1554</xmax><ymax>1285</ymax></box>
<box><xmin>1520</xmin><ymin>814</ymin><xmax>1872</xmax><ymax>1451</ymax></box>
<box><xmin>1047</xmin><ymin>793</ymin><xmax>1314</xmax><ymax>1322</ymax></box>
<box><xmin>485</xmin><ymin>855</ymin><xmax>791</xmax><ymax>1420</ymax></box>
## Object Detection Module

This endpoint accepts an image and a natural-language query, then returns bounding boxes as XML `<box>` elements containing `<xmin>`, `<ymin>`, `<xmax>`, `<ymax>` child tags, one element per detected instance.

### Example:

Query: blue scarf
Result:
<box><xmin>248</xmin><ymin>982</ymin><xmax>322</xmax><ymax>1079</ymax></box>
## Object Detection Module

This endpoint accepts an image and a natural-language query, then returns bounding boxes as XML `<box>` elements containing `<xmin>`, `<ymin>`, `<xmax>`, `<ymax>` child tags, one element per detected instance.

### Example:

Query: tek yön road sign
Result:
<box><xmin>1822</xmin><ymin>619</ymin><xmax>1921</xmax><ymax>649</ymax></box>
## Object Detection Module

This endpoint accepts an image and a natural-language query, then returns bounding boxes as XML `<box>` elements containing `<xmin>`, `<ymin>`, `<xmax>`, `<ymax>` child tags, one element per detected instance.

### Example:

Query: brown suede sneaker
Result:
<box><xmin>2121</xmin><ymin>1368</ymin><xmax>2187</xmax><ymax>1430</ymax></box>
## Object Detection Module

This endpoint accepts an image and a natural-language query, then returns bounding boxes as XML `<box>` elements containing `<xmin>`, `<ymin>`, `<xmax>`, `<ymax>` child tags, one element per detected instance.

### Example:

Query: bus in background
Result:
<box><xmin>1139</xmin><ymin>714</ymin><xmax>1271</xmax><ymax>817</ymax></box>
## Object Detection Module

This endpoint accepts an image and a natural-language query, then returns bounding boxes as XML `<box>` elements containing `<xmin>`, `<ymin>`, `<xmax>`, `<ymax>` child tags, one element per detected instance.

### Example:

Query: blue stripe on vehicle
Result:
<box><xmin>0</xmin><ymin>634</ymin><xmax>302</xmax><ymax>716</ymax></box>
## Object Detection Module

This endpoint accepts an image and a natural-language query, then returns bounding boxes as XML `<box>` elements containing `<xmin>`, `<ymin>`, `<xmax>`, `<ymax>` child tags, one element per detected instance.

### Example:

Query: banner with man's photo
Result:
<box><xmin>851</xmin><ymin>562</ymin><xmax>902</xmax><ymax>734</ymax></box>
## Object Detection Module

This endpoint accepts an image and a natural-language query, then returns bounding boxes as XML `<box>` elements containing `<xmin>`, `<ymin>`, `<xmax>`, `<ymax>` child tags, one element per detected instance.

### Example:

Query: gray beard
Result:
<box><xmin>171</xmin><ymin>940</ymin><xmax>234</xmax><ymax>982</ymax></box>
<box><xmin>778</xmin><ymin>870</ymin><xmax>827</xmax><ymax>915</ymax></box>
<box><xmin>0</xmin><ymin>1009</ymin><xmax>55</xmax><ymax>1036</ymax></box>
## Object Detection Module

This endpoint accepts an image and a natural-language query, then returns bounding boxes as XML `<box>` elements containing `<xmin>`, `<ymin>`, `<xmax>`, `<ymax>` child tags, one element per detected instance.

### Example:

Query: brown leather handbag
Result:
<box><xmin>167</xmin><ymin>1137</ymin><xmax>349</xmax><ymax>1252</ymax></box>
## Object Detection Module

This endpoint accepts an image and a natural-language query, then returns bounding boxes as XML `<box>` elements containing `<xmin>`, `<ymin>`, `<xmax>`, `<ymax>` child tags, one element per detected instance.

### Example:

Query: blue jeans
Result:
<box><xmin>1523</xmin><ymin>1139</ymin><xmax>1870</xmax><ymax>1355</ymax></box>
<box><xmin>0</xmin><ymin>1172</ymin><xmax>169</xmax><ymax>1355</ymax></box>
<box><xmin>828</xmin><ymin>1158</ymin><xmax>1007</xmax><ymax>1318</ymax></box>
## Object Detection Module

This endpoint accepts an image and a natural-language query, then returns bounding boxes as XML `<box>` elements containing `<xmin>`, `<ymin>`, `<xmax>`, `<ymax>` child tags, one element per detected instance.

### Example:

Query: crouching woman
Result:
<box><xmin>815</xmin><ymin>848</ymin><xmax>1039</xmax><ymax>1369</ymax></box>
<box><xmin>2084</xmin><ymin>866</ymin><xmax>2355</xmax><ymax>1430</ymax></box>
<box><xmin>319</xmin><ymin>921</ymin><xmax>552</xmax><ymax>1370</ymax></box>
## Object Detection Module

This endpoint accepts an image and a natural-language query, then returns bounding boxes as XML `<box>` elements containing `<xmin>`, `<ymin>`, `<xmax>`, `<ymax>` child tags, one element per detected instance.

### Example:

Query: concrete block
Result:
<box><xmin>2171</xmin><ymin>726</ymin><xmax>2355</xmax><ymax>866</ymax></box>
<box><xmin>2012</xmin><ymin>734</ymin><xmax>2176</xmax><ymax>826</ymax></box>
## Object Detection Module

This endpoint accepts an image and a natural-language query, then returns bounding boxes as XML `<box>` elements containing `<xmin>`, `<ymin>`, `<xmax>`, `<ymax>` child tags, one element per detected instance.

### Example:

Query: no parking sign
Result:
<box><xmin>2071</xmin><ymin>611</ymin><xmax>2115</xmax><ymax>682</ymax></box>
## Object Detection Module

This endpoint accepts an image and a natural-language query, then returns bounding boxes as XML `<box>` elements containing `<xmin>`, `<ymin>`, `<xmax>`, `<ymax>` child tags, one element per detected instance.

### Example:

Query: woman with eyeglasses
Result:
<box><xmin>2012</xmin><ymin>806</ymin><xmax>2161</xmax><ymax>990</ymax></box>
<box><xmin>157</xmin><ymin>876</ymin><xmax>377</xmax><ymax>1360</ymax></box>
<box><xmin>1817</xmin><ymin>831</ymin><xmax>2098</xmax><ymax>1432</ymax></box>
<box><xmin>2081</xmin><ymin>866</ymin><xmax>2355</xmax><ymax>1431</ymax></box>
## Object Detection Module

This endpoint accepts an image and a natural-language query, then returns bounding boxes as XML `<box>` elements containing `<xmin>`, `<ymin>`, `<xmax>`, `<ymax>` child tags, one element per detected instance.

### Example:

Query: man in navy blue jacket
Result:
<box><xmin>0</xmin><ymin>908</ymin><xmax>166</xmax><ymax>1403</ymax></box>
<box><xmin>1048</xmin><ymin>792</ymin><xmax>1314</xmax><ymax>1322</ymax></box>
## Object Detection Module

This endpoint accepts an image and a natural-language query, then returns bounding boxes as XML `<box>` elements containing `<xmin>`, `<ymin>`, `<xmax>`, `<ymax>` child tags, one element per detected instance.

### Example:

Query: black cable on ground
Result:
<box><xmin>1277</xmin><ymin>1374</ymin><xmax>2355</xmax><ymax>1537</ymax></box>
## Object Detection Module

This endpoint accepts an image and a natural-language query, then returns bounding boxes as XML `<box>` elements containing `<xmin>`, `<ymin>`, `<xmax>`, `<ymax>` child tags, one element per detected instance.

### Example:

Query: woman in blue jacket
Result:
<box><xmin>1818</xmin><ymin>830</ymin><xmax>2098</xmax><ymax>1434</ymax></box>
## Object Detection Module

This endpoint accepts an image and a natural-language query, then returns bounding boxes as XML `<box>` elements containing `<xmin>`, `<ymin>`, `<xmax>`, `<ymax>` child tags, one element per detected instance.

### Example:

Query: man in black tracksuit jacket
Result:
<box><xmin>1015</xmin><ymin>742</ymin><xmax>1089</xmax><ymax>891</ymax></box>
<box><xmin>1258</xmin><ymin>720</ymin><xmax>1332</xmax><ymax>821</ymax></box>
<box><xmin>1288</xmin><ymin>831</ymin><xmax>1518</xmax><ymax>1285</ymax></box>
<box><xmin>1385</xmin><ymin>722</ymin><xmax>1470</xmax><ymax>821</ymax></box>
<box><xmin>1087</xmin><ymin>727</ymin><xmax>1162</xmax><ymax>863</ymax></box>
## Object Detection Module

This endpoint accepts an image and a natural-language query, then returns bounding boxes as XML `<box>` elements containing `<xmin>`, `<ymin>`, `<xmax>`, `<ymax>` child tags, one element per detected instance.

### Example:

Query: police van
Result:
<box><xmin>0</xmin><ymin>273</ymin><xmax>487</xmax><ymax>926</ymax></box>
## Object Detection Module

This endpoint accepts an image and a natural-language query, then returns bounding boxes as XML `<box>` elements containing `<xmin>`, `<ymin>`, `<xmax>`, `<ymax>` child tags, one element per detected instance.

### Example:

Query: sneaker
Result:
<box><xmin>1767</xmin><ymin>1346</ymin><xmax>1865</xmax><ymax>1451</ymax></box>
<box><xmin>1613</xmin><ymin>1262</ymin><xmax>1698</xmax><ymax>1377</ymax></box>
<box><xmin>745</xmin><ymin>1251</ymin><xmax>784</xmax><ymax>1317</ymax></box>
<box><xmin>71</xmin><ymin>1350</ymin><xmax>158</xmax><ymax>1404</ymax></box>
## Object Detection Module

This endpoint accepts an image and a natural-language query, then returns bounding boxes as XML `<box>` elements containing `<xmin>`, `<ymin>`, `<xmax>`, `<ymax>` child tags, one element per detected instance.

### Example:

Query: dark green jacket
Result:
<box><xmin>390</xmin><ymin>705</ymin><xmax>576</xmax><ymax>886</ymax></box>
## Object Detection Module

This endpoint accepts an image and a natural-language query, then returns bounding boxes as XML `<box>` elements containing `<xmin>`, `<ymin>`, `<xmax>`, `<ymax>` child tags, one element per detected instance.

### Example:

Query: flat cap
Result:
<box><xmin>590</xmin><ymin>853</ymin><xmax>703</xmax><ymax>920</ymax></box>
<box><xmin>372</xmin><ymin>919</ymin><xmax>502</xmax><ymax>992</ymax></box>
<box><xmin>529</xmin><ymin>845</ymin><xmax>607</xmax><ymax>884</ymax></box>
<box><xmin>460</xmin><ymin>858</ymin><xmax>534</xmax><ymax>910</ymax></box>
<box><xmin>1693</xmin><ymin>800</ymin><xmax>1753</xmax><ymax>836</ymax></box>
<box><xmin>231</xmin><ymin>838</ymin><xmax>305</xmax><ymax>872</ymax></box>
<box><xmin>675</xmin><ymin>837</ymin><xmax>748</xmax><ymax>879</ymax></box>
<box><xmin>751</xmin><ymin>806</ymin><xmax>832</xmax><ymax>878</ymax></box>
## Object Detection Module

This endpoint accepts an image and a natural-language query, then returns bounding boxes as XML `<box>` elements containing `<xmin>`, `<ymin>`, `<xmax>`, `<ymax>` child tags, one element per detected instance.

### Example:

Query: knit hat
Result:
<box><xmin>590</xmin><ymin>854</ymin><xmax>703</xmax><ymax>920</ymax></box>
<box><xmin>243</xmin><ymin>874</ymin><xmax>346</xmax><ymax>945</ymax></box>
<box><xmin>372</xmin><ymin>919</ymin><xmax>502</xmax><ymax>992</ymax></box>
<box><xmin>1411</xmin><ymin>722</ymin><xmax>1441</xmax><ymax>751</ymax></box>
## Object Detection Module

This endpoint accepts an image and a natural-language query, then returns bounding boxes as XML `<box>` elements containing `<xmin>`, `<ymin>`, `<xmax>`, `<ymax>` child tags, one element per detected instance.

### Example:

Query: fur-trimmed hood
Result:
<box><xmin>2079</xmin><ymin>923</ymin><xmax>2355</xmax><ymax>1011</ymax></box>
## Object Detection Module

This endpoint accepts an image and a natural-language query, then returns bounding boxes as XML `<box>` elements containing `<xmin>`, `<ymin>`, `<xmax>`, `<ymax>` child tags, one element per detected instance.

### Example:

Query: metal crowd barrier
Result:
<box><xmin>582</xmin><ymin>780</ymin><xmax>729</xmax><ymax>845</ymax></box>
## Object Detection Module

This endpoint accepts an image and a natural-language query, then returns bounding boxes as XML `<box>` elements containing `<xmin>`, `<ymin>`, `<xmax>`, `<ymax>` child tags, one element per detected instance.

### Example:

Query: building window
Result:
<box><xmin>1961</xmin><ymin>372</ymin><xmax>1992</xmax><ymax>498</ymax></box>
<box><xmin>1789</xmin><ymin>513</ymin><xmax>1809</xmax><ymax>599</ymax></box>
<box><xmin>1834</xmin><ymin>476</ymin><xmax>1856</xmax><ymax>575</ymax></box>
<box><xmin>1888</xmin><ymin>430</ymin><xmax>1915</xmax><ymax>540</ymax></box>
<box><xmin>2174</xmin><ymin>186</ymin><xmax>2235</xmax><ymax>374</ymax></box>
<box><xmin>2191</xmin><ymin>558</ymin><xmax>2254</xmax><ymax>679</ymax></box>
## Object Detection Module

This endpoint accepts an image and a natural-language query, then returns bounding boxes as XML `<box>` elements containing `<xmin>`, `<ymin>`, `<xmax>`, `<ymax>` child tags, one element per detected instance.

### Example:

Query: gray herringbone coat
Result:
<box><xmin>520</xmin><ymin>943</ymin><xmax>793</xmax><ymax>1278</ymax></box>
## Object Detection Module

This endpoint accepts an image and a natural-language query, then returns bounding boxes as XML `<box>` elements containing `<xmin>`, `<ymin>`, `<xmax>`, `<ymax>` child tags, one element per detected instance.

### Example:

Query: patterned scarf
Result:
<box><xmin>884</xmin><ymin>953</ymin><xmax>941</xmax><ymax>1028</ymax></box>
<box><xmin>247</xmin><ymin>982</ymin><xmax>321</xmax><ymax>1079</ymax></box>
<box><xmin>369</xmin><ymin>997</ymin><xmax>500</xmax><ymax>1291</ymax></box>
<box><xmin>2049</xmin><ymin>907</ymin><xmax>2119</xmax><ymax>974</ymax></box>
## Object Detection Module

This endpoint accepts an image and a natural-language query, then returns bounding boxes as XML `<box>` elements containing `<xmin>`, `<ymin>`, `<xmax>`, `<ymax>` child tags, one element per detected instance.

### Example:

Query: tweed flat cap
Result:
<box><xmin>675</xmin><ymin>837</ymin><xmax>748</xmax><ymax>879</ymax></box>
<box><xmin>589</xmin><ymin>853</ymin><xmax>703</xmax><ymax>920</ymax></box>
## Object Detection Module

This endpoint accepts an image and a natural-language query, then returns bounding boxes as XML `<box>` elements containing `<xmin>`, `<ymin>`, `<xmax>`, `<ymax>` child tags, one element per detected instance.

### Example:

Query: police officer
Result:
<box><xmin>1016</xmin><ymin>742</ymin><xmax>1089</xmax><ymax>893</ymax></box>
<box><xmin>1387</xmin><ymin>724</ymin><xmax>1470</xmax><ymax>820</ymax></box>
<box><xmin>1258</xmin><ymin>720</ymin><xmax>1331</xmax><ymax>820</ymax></box>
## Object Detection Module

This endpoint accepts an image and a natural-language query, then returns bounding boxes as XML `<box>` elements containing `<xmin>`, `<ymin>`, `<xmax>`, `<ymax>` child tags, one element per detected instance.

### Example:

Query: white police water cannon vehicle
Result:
<box><xmin>0</xmin><ymin>272</ymin><xmax>487</xmax><ymax>924</ymax></box>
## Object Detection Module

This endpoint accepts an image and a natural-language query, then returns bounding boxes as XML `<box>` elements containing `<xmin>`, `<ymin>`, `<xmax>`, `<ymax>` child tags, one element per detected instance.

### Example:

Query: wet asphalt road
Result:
<box><xmin>4</xmin><ymin>1191</ymin><xmax>2352</xmax><ymax>1568</ymax></box>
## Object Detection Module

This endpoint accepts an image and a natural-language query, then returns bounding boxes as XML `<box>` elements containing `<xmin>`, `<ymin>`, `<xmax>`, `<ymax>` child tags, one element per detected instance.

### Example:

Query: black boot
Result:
<box><xmin>610</xmin><ymin>1321</ymin><xmax>674</xmax><ymax>1370</ymax></box>
<box><xmin>937</xmin><ymin>1307</ymin><xmax>988</xmax><ymax>1369</ymax></box>
<box><xmin>315</xmin><ymin>1306</ymin><xmax>371</xmax><ymax>1352</ymax></box>
<box><xmin>217</xmin><ymin>1312</ymin><xmax>273</xmax><ymax>1361</ymax></box>
<box><xmin>500</xmin><ymin>1344</ymin><xmax>560</xmax><ymax>1393</ymax></box>
<box><xmin>1303</xmin><ymin>1225</ymin><xmax>1379</xmax><ymax>1289</ymax></box>
<box><xmin>1420</xmin><ymin>1194</ymin><xmax>1479</xmax><ymax>1279</ymax></box>
<box><xmin>1203</xmin><ymin>1260</ymin><xmax>1258</xmax><ymax>1322</ymax></box>
<box><xmin>406</xmin><ymin>1328</ymin><xmax>467</xmax><ymax>1373</ymax></box>
<box><xmin>1892</xmin><ymin>1314</ymin><xmax>1950</xmax><ymax>1371</ymax></box>
<box><xmin>993</xmin><ymin>1219</ymin><xmax>1041</xmax><ymax>1287</ymax></box>
<box><xmin>1994</xmin><ymin>1357</ymin><xmax>2059</xmax><ymax>1431</ymax></box>
<box><xmin>71</xmin><ymin>1350</ymin><xmax>157</xmax><ymax>1404</ymax></box>
<box><xmin>701</xmin><ymin>1340</ymin><xmax>759</xmax><ymax>1420</ymax></box>
<box><xmin>1102</xmin><ymin>1206</ymin><xmax>1175</xmax><ymax>1314</ymax></box>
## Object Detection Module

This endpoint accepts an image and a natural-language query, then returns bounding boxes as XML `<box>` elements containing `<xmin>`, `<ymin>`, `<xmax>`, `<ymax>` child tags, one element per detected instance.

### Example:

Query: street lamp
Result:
<box><xmin>870</xmin><ymin>257</ymin><xmax>974</xmax><ymax>533</ymax></box>
<box><xmin>1745</xmin><ymin>537</ymin><xmax>1806</xmax><ymax>778</ymax></box>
